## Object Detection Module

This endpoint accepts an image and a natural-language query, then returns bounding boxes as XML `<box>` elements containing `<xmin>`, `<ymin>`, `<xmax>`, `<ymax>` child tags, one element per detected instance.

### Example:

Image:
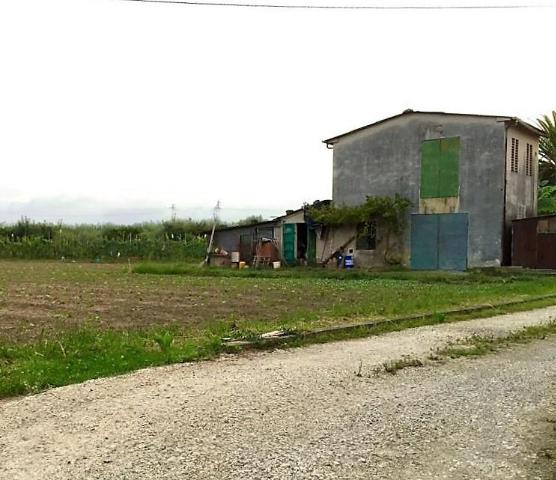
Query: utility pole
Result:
<box><xmin>203</xmin><ymin>200</ymin><xmax>220</xmax><ymax>266</ymax></box>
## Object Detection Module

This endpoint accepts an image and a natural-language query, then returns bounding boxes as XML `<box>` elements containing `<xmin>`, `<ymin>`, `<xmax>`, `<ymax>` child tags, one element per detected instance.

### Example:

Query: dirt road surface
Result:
<box><xmin>3</xmin><ymin>307</ymin><xmax>556</xmax><ymax>479</ymax></box>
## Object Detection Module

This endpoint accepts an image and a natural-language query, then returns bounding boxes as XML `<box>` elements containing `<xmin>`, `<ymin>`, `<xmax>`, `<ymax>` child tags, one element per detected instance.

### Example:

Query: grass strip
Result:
<box><xmin>227</xmin><ymin>294</ymin><xmax>556</xmax><ymax>349</ymax></box>
<box><xmin>2</xmin><ymin>296</ymin><xmax>556</xmax><ymax>400</ymax></box>
<box><xmin>0</xmin><ymin>328</ymin><xmax>226</xmax><ymax>399</ymax></box>
<box><xmin>436</xmin><ymin>321</ymin><xmax>556</xmax><ymax>359</ymax></box>
<box><xmin>371</xmin><ymin>319</ymin><xmax>556</xmax><ymax>376</ymax></box>
<box><xmin>132</xmin><ymin>262</ymin><xmax>548</xmax><ymax>284</ymax></box>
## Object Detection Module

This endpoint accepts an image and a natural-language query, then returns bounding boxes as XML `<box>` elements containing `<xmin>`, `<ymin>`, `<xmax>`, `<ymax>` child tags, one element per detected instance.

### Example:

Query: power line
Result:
<box><xmin>117</xmin><ymin>0</ymin><xmax>555</xmax><ymax>9</ymax></box>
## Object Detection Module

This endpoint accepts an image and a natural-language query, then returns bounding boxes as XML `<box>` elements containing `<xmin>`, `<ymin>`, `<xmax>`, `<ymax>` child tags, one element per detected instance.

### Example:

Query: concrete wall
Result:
<box><xmin>212</xmin><ymin>222</ymin><xmax>277</xmax><ymax>254</ymax></box>
<box><xmin>316</xmin><ymin>222</ymin><xmax>405</xmax><ymax>268</ymax></box>
<box><xmin>502</xmin><ymin>125</ymin><xmax>539</xmax><ymax>264</ymax></box>
<box><xmin>331</xmin><ymin>113</ymin><xmax>508</xmax><ymax>267</ymax></box>
<box><xmin>505</xmin><ymin>125</ymin><xmax>539</xmax><ymax>222</ymax></box>
<box><xmin>282</xmin><ymin>211</ymin><xmax>305</xmax><ymax>224</ymax></box>
<box><xmin>316</xmin><ymin>224</ymin><xmax>354</xmax><ymax>264</ymax></box>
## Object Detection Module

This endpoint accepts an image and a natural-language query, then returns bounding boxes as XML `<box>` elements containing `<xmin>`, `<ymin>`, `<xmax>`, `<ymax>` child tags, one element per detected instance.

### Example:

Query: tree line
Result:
<box><xmin>538</xmin><ymin>111</ymin><xmax>556</xmax><ymax>214</ymax></box>
<box><xmin>0</xmin><ymin>215</ymin><xmax>265</xmax><ymax>261</ymax></box>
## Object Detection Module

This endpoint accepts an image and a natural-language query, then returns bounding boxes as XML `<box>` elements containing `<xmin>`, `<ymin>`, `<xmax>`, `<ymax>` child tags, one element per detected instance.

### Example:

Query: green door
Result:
<box><xmin>283</xmin><ymin>224</ymin><xmax>296</xmax><ymax>265</ymax></box>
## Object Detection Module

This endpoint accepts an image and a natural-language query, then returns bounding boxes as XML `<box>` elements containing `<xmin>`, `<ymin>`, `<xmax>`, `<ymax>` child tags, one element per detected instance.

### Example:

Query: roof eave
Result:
<box><xmin>209</xmin><ymin>207</ymin><xmax>307</xmax><ymax>234</ymax></box>
<box><xmin>322</xmin><ymin>111</ymin><xmax>409</xmax><ymax>146</ymax></box>
<box><xmin>504</xmin><ymin>117</ymin><xmax>544</xmax><ymax>137</ymax></box>
<box><xmin>323</xmin><ymin>110</ymin><xmax>543</xmax><ymax>146</ymax></box>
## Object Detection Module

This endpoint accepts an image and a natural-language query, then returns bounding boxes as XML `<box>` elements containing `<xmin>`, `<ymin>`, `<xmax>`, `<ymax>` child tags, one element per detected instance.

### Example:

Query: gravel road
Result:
<box><xmin>3</xmin><ymin>306</ymin><xmax>556</xmax><ymax>480</ymax></box>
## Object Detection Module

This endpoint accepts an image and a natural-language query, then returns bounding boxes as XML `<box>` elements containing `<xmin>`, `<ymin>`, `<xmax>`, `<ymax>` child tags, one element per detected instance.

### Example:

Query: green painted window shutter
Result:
<box><xmin>420</xmin><ymin>137</ymin><xmax>460</xmax><ymax>198</ymax></box>
<box><xmin>437</xmin><ymin>137</ymin><xmax>460</xmax><ymax>197</ymax></box>
<box><xmin>420</xmin><ymin>140</ymin><xmax>440</xmax><ymax>198</ymax></box>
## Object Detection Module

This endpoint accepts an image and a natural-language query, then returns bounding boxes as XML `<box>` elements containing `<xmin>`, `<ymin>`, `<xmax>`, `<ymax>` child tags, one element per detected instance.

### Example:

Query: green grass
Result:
<box><xmin>255</xmin><ymin>295</ymin><xmax>556</xmax><ymax>350</ymax></box>
<box><xmin>436</xmin><ymin>321</ymin><xmax>556</xmax><ymax>359</ymax></box>
<box><xmin>0</xmin><ymin>327</ymin><xmax>226</xmax><ymax>398</ymax></box>
<box><xmin>0</xmin><ymin>218</ymin><xmax>211</xmax><ymax>261</ymax></box>
<box><xmin>133</xmin><ymin>262</ymin><xmax>543</xmax><ymax>283</ymax></box>
<box><xmin>9</xmin><ymin>260</ymin><xmax>556</xmax><ymax>342</ymax></box>
<box><xmin>4</xmin><ymin>296</ymin><xmax>556</xmax><ymax>399</ymax></box>
<box><xmin>3</xmin><ymin>261</ymin><xmax>556</xmax><ymax>399</ymax></box>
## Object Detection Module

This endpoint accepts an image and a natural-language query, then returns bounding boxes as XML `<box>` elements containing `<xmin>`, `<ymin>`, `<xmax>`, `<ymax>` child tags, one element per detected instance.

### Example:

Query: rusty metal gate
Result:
<box><xmin>512</xmin><ymin>215</ymin><xmax>556</xmax><ymax>269</ymax></box>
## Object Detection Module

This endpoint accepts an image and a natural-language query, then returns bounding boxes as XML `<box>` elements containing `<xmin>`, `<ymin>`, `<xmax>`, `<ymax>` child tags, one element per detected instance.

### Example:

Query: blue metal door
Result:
<box><xmin>411</xmin><ymin>214</ymin><xmax>468</xmax><ymax>271</ymax></box>
<box><xmin>411</xmin><ymin>215</ymin><xmax>439</xmax><ymax>270</ymax></box>
<box><xmin>438</xmin><ymin>213</ymin><xmax>468</xmax><ymax>271</ymax></box>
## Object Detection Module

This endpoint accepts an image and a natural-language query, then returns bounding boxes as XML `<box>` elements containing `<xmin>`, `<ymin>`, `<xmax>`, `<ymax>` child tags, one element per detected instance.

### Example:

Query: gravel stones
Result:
<box><xmin>2</xmin><ymin>307</ymin><xmax>556</xmax><ymax>479</ymax></box>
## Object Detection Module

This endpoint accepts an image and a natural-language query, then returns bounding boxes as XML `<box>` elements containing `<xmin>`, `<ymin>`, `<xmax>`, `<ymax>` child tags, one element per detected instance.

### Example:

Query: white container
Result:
<box><xmin>231</xmin><ymin>251</ymin><xmax>240</xmax><ymax>263</ymax></box>
<box><xmin>272</xmin><ymin>261</ymin><xmax>281</xmax><ymax>269</ymax></box>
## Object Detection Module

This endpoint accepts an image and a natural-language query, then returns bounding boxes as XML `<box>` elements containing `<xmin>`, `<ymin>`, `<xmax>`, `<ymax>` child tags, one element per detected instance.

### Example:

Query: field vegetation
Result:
<box><xmin>2</xmin><ymin>261</ymin><xmax>556</xmax><ymax>398</ymax></box>
<box><xmin>0</xmin><ymin>217</ymin><xmax>218</xmax><ymax>261</ymax></box>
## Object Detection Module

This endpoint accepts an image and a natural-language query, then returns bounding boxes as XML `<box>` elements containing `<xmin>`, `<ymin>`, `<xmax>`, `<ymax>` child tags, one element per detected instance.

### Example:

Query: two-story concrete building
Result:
<box><xmin>323</xmin><ymin>110</ymin><xmax>542</xmax><ymax>270</ymax></box>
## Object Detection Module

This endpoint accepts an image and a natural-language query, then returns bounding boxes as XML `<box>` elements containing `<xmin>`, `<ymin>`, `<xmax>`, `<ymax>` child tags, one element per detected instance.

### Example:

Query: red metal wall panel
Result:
<box><xmin>537</xmin><ymin>233</ymin><xmax>556</xmax><ymax>269</ymax></box>
<box><xmin>512</xmin><ymin>219</ymin><xmax>538</xmax><ymax>268</ymax></box>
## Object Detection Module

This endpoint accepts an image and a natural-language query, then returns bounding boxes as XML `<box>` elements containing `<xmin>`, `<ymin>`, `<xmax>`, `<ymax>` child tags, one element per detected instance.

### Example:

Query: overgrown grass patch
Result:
<box><xmin>253</xmin><ymin>296</ymin><xmax>556</xmax><ymax>351</ymax></box>
<box><xmin>367</xmin><ymin>320</ymin><xmax>556</xmax><ymax>378</ymax></box>
<box><xmin>0</xmin><ymin>327</ymin><xmax>225</xmax><ymax>398</ymax></box>
<box><xmin>437</xmin><ymin>321</ymin><xmax>556</xmax><ymax>360</ymax></box>
<box><xmin>3</xmin><ymin>295</ymin><xmax>556</xmax><ymax>399</ymax></box>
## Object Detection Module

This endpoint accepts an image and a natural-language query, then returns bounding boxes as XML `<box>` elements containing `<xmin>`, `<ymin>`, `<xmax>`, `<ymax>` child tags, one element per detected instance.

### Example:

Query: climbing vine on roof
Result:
<box><xmin>307</xmin><ymin>194</ymin><xmax>411</xmax><ymax>234</ymax></box>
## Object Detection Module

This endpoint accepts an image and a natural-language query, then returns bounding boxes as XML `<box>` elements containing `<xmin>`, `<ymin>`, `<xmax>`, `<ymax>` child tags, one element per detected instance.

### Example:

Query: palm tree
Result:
<box><xmin>538</xmin><ymin>111</ymin><xmax>556</xmax><ymax>184</ymax></box>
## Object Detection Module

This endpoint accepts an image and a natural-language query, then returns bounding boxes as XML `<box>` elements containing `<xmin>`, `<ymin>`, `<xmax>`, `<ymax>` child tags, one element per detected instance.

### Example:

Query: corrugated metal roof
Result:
<box><xmin>323</xmin><ymin>110</ymin><xmax>543</xmax><ymax>145</ymax></box>
<box><xmin>209</xmin><ymin>220</ymin><xmax>277</xmax><ymax>234</ymax></box>
<box><xmin>209</xmin><ymin>208</ymin><xmax>305</xmax><ymax>234</ymax></box>
<box><xmin>513</xmin><ymin>213</ymin><xmax>556</xmax><ymax>223</ymax></box>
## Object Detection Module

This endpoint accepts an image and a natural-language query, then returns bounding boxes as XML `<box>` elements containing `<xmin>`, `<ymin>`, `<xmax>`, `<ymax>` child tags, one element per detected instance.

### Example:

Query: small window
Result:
<box><xmin>255</xmin><ymin>227</ymin><xmax>274</xmax><ymax>240</ymax></box>
<box><xmin>525</xmin><ymin>143</ymin><xmax>533</xmax><ymax>176</ymax></box>
<box><xmin>510</xmin><ymin>138</ymin><xmax>519</xmax><ymax>173</ymax></box>
<box><xmin>356</xmin><ymin>222</ymin><xmax>377</xmax><ymax>250</ymax></box>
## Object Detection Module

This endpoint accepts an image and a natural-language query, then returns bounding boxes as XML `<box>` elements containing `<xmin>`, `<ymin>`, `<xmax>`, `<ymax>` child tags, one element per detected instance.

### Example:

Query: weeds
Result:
<box><xmin>0</xmin><ymin>328</ymin><xmax>224</xmax><ymax>398</ymax></box>
<box><xmin>437</xmin><ymin>321</ymin><xmax>556</xmax><ymax>360</ymax></box>
<box><xmin>438</xmin><ymin>334</ymin><xmax>499</xmax><ymax>358</ymax></box>
<box><xmin>153</xmin><ymin>331</ymin><xmax>175</xmax><ymax>354</ymax></box>
<box><xmin>430</xmin><ymin>312</ymin><xmax>446</xmax><ymax>323</ymax></box>
<box><xmin>355</xmin><ymin>359</ymin><xmax>363</xmax><ymax>377</ymax></box>
<box><xmin>364</xmin><ymin>321</ymin><xmax>556</xmax><ymax>378</ymax></box>
<box><xmin>3</xmin><ymin>302</ymin><xmax>556</xmax><ymax>399</ymax></box>
<box><xmin>376</xmin><ymin>355</ymin><xmax>424</xmax><ymax>375</ymax></box>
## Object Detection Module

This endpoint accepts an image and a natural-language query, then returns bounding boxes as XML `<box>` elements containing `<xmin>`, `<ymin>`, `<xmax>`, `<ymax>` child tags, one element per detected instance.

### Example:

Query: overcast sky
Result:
<box><xmin>1</xmin><ymin>0</ymin><xmax>554</xmax><ymax>223</ymax></box>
